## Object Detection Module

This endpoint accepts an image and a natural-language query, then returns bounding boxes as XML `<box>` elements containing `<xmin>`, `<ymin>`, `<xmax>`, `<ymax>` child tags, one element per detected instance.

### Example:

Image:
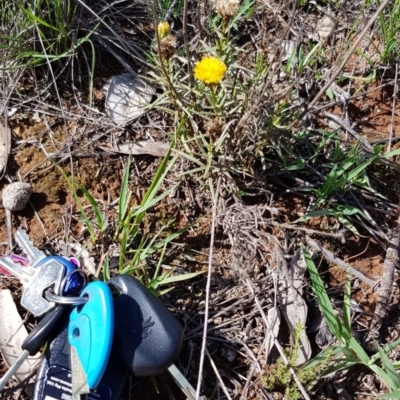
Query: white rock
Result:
<box><xmin>103</xmin><ymin>73</ymin><xmax>155</xmax><ymax>126</ymax></box>
<box><xmin>2</xmin><ymin>182</ymin><xmax>32</xmax><ymax>211</ymax></box>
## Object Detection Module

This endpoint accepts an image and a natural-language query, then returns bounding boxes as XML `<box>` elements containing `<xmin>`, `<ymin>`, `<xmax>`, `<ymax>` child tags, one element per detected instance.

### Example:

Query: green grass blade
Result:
<box><xmin>371</xmin><ymin>338</ymin><xmax>400</xmax><ymax>365</ymax></box>
<box><xmin>57</xmin><ymin>166</ymin><xmax>95</xmax><ymax>242</ymax></box>
<box><xmin>377</xmin><ymin>390</ymin><xmax>400</xmax><ymax>399</ymax></box>
<box><xmin>377</xmin><ymin>344</ymin><xmax>400</xmax><ymax>390</ymax></box>
<box><xmin>78</xmin><ymin>184</ymin><xmax>106</xmax><ymax>230</ymax></box>
<box><xmin>342</xmin><ymin>267</ymin><xmax>351</xmax><ymax>337</ymax></box>
<box><xmin>303</xmin><ymin>247</ymin><xmax>343</xmax><ymax>342</ymax></box>
<box><xmin>155</xmin><ymin>270</ymin><xmax>204</xmax><ymax>285</ymax></box>
<box><xmin>103</xmin><ymin>254</ymin><xmax>110</xmax><ymax>281</ymax></box>
<box><xmin>118</xmin><ymin>158</ymin><xmax>132</xmax><ymax>229</ymax></box>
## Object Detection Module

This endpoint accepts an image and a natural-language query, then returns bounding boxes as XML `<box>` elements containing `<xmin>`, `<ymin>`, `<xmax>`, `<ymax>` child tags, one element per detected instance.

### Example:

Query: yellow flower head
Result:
<box><xmin>157</xmin><ymin>21</ymin><xmax>170</xmax><ymax>39</ymax></box>
<box><xmin>194</xmin><ymin>56</ymin><xmax>227</xmax><ymax>85</ymax></box>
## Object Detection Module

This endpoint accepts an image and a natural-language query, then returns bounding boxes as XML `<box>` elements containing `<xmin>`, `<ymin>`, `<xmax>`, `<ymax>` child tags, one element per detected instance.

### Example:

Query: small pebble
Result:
<box><xmin>2</xmin><ymin>182</ymin><xmax>32</xmax><ymax>211</ymax></box>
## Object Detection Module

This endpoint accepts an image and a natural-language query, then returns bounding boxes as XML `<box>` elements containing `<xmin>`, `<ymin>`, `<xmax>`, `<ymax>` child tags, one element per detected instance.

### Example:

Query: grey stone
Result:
<box><xmin>2</xmin><ymin>183</ymin><xmax>32</xmax><ymax>211</ymax></box>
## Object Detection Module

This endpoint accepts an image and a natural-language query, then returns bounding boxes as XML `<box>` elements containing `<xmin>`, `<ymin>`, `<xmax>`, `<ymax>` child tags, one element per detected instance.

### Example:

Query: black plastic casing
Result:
<box><xmin>32</xmin><ymin>323</ymin><xmax>129</xmax><ymax>400</ymax></box>
<box><xmin>108</xmin><ymin>274</ymin><xmax>184</xmax><ymax>377</ymax></box>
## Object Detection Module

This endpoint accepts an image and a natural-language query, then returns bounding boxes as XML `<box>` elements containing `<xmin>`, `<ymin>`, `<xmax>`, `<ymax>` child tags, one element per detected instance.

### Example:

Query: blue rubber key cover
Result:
<box><xmin>68</xmin><ymin>281</ymin><xmax>114</xmax><ymax>389</ymax></box>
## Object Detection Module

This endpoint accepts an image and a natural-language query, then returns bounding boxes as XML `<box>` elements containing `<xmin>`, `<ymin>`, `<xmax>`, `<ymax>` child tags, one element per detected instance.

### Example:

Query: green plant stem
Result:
<box><xmin>152</xmin><ymin>0</ymin><xmax>182</xmax><ymax>107</ymax></box>
<box><xmin>209</xmin><ymin>85</ymin><xmax>221</xmax><ymax>114</ymax></box>
<box><xmin>217</xmin><ymin>18</ymin><xmax>227</xmax><ymax>57</ymax></box>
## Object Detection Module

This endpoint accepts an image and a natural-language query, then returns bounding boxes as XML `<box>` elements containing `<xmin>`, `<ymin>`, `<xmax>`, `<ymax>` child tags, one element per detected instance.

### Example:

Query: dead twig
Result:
<box><xmin>205</xmin><ymin>347</ymin><xmax>233</xmax><ymax>400</ymax></box>
<box><xmin>306</xmin><ymin>237</ymin><xmax>378</xmax><ymax>288</ymax></box>
<box><xmin>321</xmin><ymin>110</ymin><xmax>373</xmax><ymax>151</ymax></box>
<box><xmin>183</xmin><ymin>0</ymin><xmax>194</xmax><ymax>94</ymax></box>
<box><xmin>388</xmin><ymin>62</ymin><xmax>399</xmax><ymax>153</ymax></box>
<box><xmin>195</xmin><ymin>177</ymin><xmax>221</xmax><ymax>400</ymax></box>
<box><xmin>270</xmin><ymin>220</ymin><xmax>348</xmax><ymax>243</ymax></box>
<box><xmin>364</xmin><ymin>222</ymin><xmax>400</xmax><ymax>350</ymax></box>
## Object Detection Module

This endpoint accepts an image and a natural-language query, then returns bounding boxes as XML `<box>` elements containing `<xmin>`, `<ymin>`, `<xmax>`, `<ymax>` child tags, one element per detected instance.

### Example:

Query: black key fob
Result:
<box><xmin>108</xmin><ymin>274</ymin><xmax>183</xmax><ymax>377</ymax></box>
<box><xmin>33</xmin><ymin>324</ymin><xmax>129</xmax><ymax>400</ymax></box>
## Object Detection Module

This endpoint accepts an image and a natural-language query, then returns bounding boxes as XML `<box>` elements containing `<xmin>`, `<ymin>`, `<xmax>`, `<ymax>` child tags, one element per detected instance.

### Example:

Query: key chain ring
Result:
<box><xmin>46</xmin><ymin>290</ymin><xmax>88</xmax><ymax>305</ymax></box>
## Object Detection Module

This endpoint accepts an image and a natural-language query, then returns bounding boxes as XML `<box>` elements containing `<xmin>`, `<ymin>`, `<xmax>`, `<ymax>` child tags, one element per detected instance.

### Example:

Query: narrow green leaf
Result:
<box><xmin>156</xmin><ymin>270</ymin><xmax>204</xmax><ymax>285</ymax></box>
<box><xmin>377</xmin><ymin>390</ymin><xmax>400</xmax><ymax>399</ymax></box>
<box><xmin>78</xmin><ymin>184</ymin><xmax>105</xmax><ymax>230</ymax></box>
<box><xmin>377</xmin><ymin>344</ymin><xmax>400</xmax><ymax>390</ymax></box>
<box><xmin>372</xmin><ymin>338</ymin><xmax>400</xmax><ymax>365</ymax></box>
<box><xmin>118</xmin><ymin>158</ymin><xmax>132</xmax><ymax>228</ymax></box>
<box><xmin>303</xmin><ymin>247</ymin><xmax>343</xmax><ymax>342</ymax></box>
<box><xmin>342</xmin><ymin>269</ymin><xmax>351</xmax><ymax>337</ymax></box>
<box><xmin>383</xmin><ymin>148</ymin><xmax>400</xmax><ymax>158</ymax></box>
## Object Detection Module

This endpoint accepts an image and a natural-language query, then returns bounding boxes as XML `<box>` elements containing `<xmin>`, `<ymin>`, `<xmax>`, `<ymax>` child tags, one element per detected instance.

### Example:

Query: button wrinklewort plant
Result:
<box><xmin>149</xmin><ymin>0</ymin><xmax>268</xmax><ymax>187</ymax></box>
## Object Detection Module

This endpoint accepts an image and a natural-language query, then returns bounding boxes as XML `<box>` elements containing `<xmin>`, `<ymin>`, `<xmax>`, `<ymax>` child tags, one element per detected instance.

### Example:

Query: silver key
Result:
<box><xmin>0</xmin><ymin>256</ymin><xmax>64</xmax><ymax>317</ymax></box>
<box><xmin>15</xmin><ymin>228</ymin><xmax>46</xmax><ymax>266</ymax></box>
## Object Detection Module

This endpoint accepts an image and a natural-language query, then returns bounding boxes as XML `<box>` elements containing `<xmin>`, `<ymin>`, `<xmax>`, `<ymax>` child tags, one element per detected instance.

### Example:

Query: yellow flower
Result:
<box><xmin>157</xmin><ymin>21</ymin><xmax>170</xmax><ymax>39</ymax></box>
<box><xmin>194</xmin><ymin>56</ymin><xmax>227</xmax><ymax>85</ymax></box>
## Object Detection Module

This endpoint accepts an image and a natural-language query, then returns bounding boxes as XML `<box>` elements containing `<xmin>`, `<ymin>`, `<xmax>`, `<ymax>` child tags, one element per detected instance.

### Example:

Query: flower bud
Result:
<box><xmin>157</xmin><ymin>21</ymin><xmax>171</xmax><ymax>40</ymax></box>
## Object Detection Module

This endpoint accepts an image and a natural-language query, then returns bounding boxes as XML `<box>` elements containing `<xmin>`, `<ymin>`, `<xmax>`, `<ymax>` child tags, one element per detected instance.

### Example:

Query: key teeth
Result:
<box><xmin>15</xmin><ymin>228</ymin><xmax>30</xmax><ymax>242</ymax></box>
<box><xmin>15</xmin><ymin>228</ymin><xmax>45</xmax><ymax>263</ymax></box>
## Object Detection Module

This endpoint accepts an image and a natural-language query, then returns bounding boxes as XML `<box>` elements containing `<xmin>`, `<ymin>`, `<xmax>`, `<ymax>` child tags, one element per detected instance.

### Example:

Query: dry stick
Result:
<box><xmin>365</xmin><ymin>221</ymin><xmax>400</xmax><ymax>349</ymax></box>
<box><xmin>321</xmin><ymin>110</ymin><xmax>373</xmax><ymax>151</ymax></box>
<box><xmin>205</xmin><ymin>348</ymin><xmax>233</xmax><ymax>400</ymax></box>
<box><xmin>388</xmin><ymin>62</ymin><xmax>399</xmax><ymax>153</ymax></box>
<box><xmin>318</xmin><ymin>81</ymin><xmax>396</xmax><ymax>113</ymax></box>
<box><xmin>195</xmin><ymin>178</ymin><xmax>220</xmax><ymax>400</ymax></box>
<box><xmin>269</xmin><ymin>220</ymin><xmax>347</xmax><ymax>243</ymax></box>
<box><xmin>3</xmin><ymin>174</ymin><xmax>13</xmax><ymax>251</ymax></box>
<box><xmin>297</xmin><ymin>0</ymin><xmax>391</xmax><ymax>122</ymax></box>
<box><xmin>306</xmin><ymin>237</ymin><xmax>378</xmax><ymax>288</ymax></box>
<box><xmin>4</xmin><ymin>209</ymin><xmax>12</xmax><ymax>251</ymax></box>
<box><xmin>182</xmin><ymin>0</ymin><xmax>194</xmax><ymax>93</ymax></box>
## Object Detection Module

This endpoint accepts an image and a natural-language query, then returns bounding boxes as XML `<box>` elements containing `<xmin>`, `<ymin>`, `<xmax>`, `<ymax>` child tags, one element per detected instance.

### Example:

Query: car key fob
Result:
<box><xmin>33</xmin><ymin>323</ymin><xmax>129</xmax><ymax>400</ymax></box>
<box><xmin>108</xmin><ymin>274</ymin><xmax>184</xmax><ymax>377</ymax></box>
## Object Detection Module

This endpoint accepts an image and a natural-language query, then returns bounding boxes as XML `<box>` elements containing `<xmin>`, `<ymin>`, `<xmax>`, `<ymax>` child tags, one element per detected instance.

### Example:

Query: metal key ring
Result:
<box><xmin>46</xmin><ymin>290</ymin><xmax>88</xmax><ymax>305</ymax></box>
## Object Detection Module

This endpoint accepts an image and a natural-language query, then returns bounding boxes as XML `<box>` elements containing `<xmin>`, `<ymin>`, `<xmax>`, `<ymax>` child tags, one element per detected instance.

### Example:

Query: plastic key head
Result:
<box><xmin>33</xmin><ymin>323</ymin><xmax>129</xmax><ymax>400</ymax></box>
<box><xmin>108</xmin><ymin>274</ymin><xmax>183</xmax><ymax>377</ymax></box>
<box><xmin>68</xmin><ymin>281</ymin><xmax>114</xmax><ymax>398</ymax></box>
